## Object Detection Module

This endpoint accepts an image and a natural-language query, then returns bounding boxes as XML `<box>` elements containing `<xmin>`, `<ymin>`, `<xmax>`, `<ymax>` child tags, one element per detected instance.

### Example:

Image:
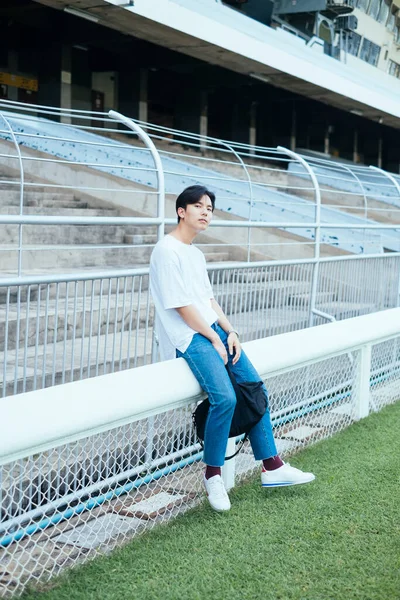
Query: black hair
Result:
<box><xmin>175</xmin><ymin>185</ymin><xmax>216</xmax><ymax>223</ymax></box>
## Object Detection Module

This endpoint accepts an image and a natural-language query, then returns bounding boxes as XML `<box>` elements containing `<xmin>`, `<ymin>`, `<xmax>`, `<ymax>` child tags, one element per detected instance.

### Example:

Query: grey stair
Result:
<box><xmin>0</xmin><ymin>329</ymin><xmax>154</xmax><ymax>396</ymax></box>
<box><xmin>316</xmin><ymin>301</ymin><xmax>381</xmax><ymax>320</ymax></box>
<box><xmin>203</xmin><ymin>252</ymin><xmax>231</xmax><ymax>262</ymax></box>
<box><xmin>124</xmin><ymin>233</ymin><xmax>157</xmax><ymax>245</ymax></box>
<box><xmin>0</xmin><ymin>292</ymin><xmax>153</xmax><ymax>351</ymax></box>
<box><xmin>0</xmin><ymin>274</ymin><xmax>150</xmax><ymax>305</ymax></box>
<box><xmin>214</xmin><ymin>279</ymin><xmax>320</xmax><ymax>312</ymax></box>
<box><xmin>0</xmin><ymin>190</ymin><xmax>77</xmax><ymax>205</ymax></box>
<box><xmin>0</xmin><ymin>206</ymin><xmax>121</xmax><ymax>217</ymax></box>
<box><xmin>1</xmin><ymin>225</ymin><xmax>126</xmax><ymax>246</ymax></box>
<box><xmin>124</xmin><ymin>225</ymin><xmax>158</xmax><ymax>235</ymax></box>
<box><xmin>0</xmin><ymin>246</ymin><xmax>155</xmax><ymax>270</ymax></box>
<box><xmin>287</xmin><ymin>291</ymin><xmax>336</xmax><ymax>307</ymax></box>
<box><xmin>26</xmin><ymin>197</ymin><xmax>89</xmax><ymax>209</ymax></box>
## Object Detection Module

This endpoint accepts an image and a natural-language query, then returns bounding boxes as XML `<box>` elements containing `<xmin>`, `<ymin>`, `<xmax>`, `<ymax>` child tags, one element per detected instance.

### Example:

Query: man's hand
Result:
<box><xmin>211</xmin><ymin>336</ymin><xmax>228</xmax><ymax>365</ymax></box>
<box><xmin>228</xmin><ymin>332</ymin><xmax>241</xmax><ymax>365</ymax></box>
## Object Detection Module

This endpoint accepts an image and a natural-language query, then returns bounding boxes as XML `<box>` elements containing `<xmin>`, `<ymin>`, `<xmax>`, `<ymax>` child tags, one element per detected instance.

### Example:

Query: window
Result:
<box><xmin>356</xmin><ymin>0</ymin><xmax>370</xmax><ymax>11</ymax></box>
<box><xmin>359</xmin><ymin>37</ymin><xmax>381</xmax><ymax>65</ymax></box>
<box><xmin>347</xmin><ymin>31</ymin><xmax>362</xmax><ymax>56</ymax></box>
<box><xmin>387</xmin><ymin>11</ymin><xmax>396</xmax><ymax>32</ymax></box>
<box><xmin>388</xmin><ymin>59</ymin><xmax>400</xmax><ymax>77</ymax></box>
<box><xmin>368</xmin><ymin>0</ymin><xmax>380</xmax><ymax>20</ymax></box>
<box><xmin>377</xmin><ymin>1</ymin><xmax>389</xmax><ymax>23</ymax></box>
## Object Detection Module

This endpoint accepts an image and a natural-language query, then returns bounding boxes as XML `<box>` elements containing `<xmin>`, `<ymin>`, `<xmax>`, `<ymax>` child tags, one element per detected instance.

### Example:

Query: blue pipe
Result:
<box><xmin>0</xmin><ymin>451</ymin><xmax>203</xmax><ymax>547</ymax></box>
<box><xmin>0</xmin><ymin>368</ymin><xmax>396</xmax><ymax>548</ymax></box>
<box><xmin>0</xmin><ymin>391</ymin><xmax>346</xmax><ymax>548</ymax></box>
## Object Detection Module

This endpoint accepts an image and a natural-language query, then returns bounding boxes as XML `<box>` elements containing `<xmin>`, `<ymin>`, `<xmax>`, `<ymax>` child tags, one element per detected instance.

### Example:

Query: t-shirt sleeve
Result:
<box><xmin>156</xmin><ymin>260</ymin><xmax>192</xmax><ymax>310</ymax></box>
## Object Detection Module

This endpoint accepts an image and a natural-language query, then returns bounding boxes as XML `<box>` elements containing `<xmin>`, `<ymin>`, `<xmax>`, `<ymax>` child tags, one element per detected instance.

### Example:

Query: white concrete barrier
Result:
<box><xmin>1</xmin><ymin>308</ymin><xmax>399</xmax><ymax>465</ymax></box>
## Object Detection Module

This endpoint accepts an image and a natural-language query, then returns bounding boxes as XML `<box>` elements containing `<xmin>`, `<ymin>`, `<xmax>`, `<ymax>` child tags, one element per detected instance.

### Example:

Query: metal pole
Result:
<box><xmin>0</xmin><ymin>112</ymin><xmax>25</xmax><ymax>276</ymax></box>
<box><xmin>108</xmin><ymin>110</ymin><xmax>165</xmax><ymax>242</ymax></box>
<box><xmin>354</xmin><ymin>345</ymin><xmax>371</xmax><ymax>420</ymax></box>
<box><xmin>222</xmin><ymin>438</ymin><xmax>236</xmax><ymax>490</ymax></box>
<box><xmin>369</xmin><ymin>164</ymin><xmax>400</xmax><ymax>298</ymax></box>
<box><xmin>277</xmin><ymin>146</ymin><xmax>321</xmax><ymax>326</ymax></box>
<box><xmin>218</xmin><ymin>140</ymin><xmax>254</xmax><ymax>262</ymax></box>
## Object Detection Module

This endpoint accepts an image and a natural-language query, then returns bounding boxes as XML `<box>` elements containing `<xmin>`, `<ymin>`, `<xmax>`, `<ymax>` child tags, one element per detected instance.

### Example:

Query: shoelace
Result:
<box><xmin>207</xmin><ymin>478</ymin><xmax>227</xmax><ymax>499</ymax></box>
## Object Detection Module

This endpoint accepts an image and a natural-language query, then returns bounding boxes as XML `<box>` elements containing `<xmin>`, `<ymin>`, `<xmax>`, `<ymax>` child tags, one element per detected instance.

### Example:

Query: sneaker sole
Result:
<box><xmin>209</xmin><ymin>505</ymin><xmax>231</xmax><ymax>512</ymax></box>
<box><xmin>205</xmin><ymin>495</ymin><xmax>231</xmax><ymax>512</ymax></box>
<box><xmin>262</xmin><ymin>477</ymin><xmax>315</xmax><ymax>488</ymax></box>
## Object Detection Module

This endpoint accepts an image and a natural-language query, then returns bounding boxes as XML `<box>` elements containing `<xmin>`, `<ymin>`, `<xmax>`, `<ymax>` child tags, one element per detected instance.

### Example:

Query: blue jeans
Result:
<box><xmin>177</xmin><ymin>323</ymin><xmax>277</xmax><ymax>467</ymax></box>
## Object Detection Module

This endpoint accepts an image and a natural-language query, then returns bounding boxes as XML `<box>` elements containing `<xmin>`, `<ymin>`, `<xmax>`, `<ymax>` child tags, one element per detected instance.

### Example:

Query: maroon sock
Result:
<box><xmin>205</xmin><ymin>466</ymin><xmax>222</xmax><ymax>480</ymax></box>
<box><xmin>262</xmin><ymin>455</ymin><xmax>284</xmax><ymax>471</ymax></box>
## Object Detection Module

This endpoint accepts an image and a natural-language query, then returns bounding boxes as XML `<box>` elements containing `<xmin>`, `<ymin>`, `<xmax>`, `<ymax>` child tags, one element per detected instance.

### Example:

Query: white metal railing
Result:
<box><xmin>0</xmin><ymin>309</ymin><xmax>399</xmax><ymax>596</ymax></box>
<box><xmin>1</xmin><ymin>98</ymin><xmax>400</xmax><ymax>277</ymax></box>
<box><xmin>1</xmin><ymin>254</ymin><xmax>399</xmax><ymax>399</ymax></box>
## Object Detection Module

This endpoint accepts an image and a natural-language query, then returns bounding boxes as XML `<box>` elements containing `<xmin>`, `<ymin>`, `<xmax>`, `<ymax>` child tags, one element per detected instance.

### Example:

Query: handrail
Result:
<box><xmin>0</xmin><ymin>250</ymin><xmax>398</xmax><ymax>287</ymax></box>
<box><xmin>108</xmin><ymin>110</ymin><xmax>165</xmax><ymax>241</ymax></box>
<box><xmin>0</xmin><ymin>112</ymin><xmax>25</xmax><ymax>276</ymax></box>
<box><xmin>1</xmin><ymin>307</ymin><xmax>399</xmax><ymax>466</ymax></box>
<box><xmin>1</xmin><ymin>98</ymin><xmax>400</xmax><ymax>265</ymax></box>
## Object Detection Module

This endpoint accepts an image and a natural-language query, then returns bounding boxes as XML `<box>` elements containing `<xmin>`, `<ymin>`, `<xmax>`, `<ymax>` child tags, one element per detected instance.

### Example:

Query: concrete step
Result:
<box><xmin>0</xmin><ymin>298</ymin><xmax>382</xmax><ymax>398</ymax></box>
<box><xmin>26</xmin><ymin>196</ymin><xmax>89</xmax><ymax>209</ymax></box>
<box><xmin>0</xmin><ymin>224</ymin><xmax>126</xmax><ymax>245</ymax></box>
<box><xmin>315</xmin><ymin>301</ymin><xmax>382</xmax><ymax>321</ymax></box>
<box><xmin>0</xmin><ymin>206</ymin><xmax>121</xmax><ymax>217</ymax></box>
<box><xmin>0</xmin><ymin>246</ymin><xmax>155</xmax><ymax>270</ymax></box>
<box><xmin>0</xmin><ymin>272</ymin><xmax>151</xmax><ymax>304</ymax></box>
<box><xmin>127</xmin><ymin>225</ymin><xmax>159</xmax><ymax>235</ymax></box>
<box><xmin>0</xmin><ymin>196</ymin><xmax>89</xmax><ymax>209</ymax></box>
<box><xmin>219</xmin><ymin>265</ymin><xmax>314</xmax><ymax>284</ymax></box>
<box><xmin>287</xmin><ymin>290</ymin><xmax>336</xmax><ymax>308</ymax></box>
<box><xmin>1</xmin><ymin>304</ymin><xmax>307</xmax><ymax>397</ymax></box>
<box><xmin>1</xmin><ymin>280</ymin><xmax>326</xmax><ymax>349</ymax></box>
<box><xmin>0</xmin><ymin>293</ymin><xmax>153</xmax><ymax>351</ymax></box>
<box><xmin>203</xmin><ymin>252</ymin><xmax>231</xmax><ymax>262</ymax></box>
<box><xmin>0</xmin><ymin>190</ymin><xmax>77</xmax><ymax>205</ymax></box>
<box><xmin>214</xmin><ymin>280</ymin><xmax>335</xmax><ymax>313</ymax></box>
<box><xmin>234</xmin><ymin>305</ymin><xmax>310</xmax><ymax>340</ymax></box>
<box><xmin>0</xmin><ymin>184</ymin><xmax>74</xmax><ymax>194</ymax></box>
<box><xmin>0</xmin><ymin>247</ymin><xmax>235</xmax><ymax>270</ymax></box>
<box><xmin>124</xmin><ymin>233</ymin><xmax>157</xmax><ymax>245</ymax></box>
<box><xmin>0</xmin><ymin>329</ymin><xmax>154</xmax><ymax>396</ymax></box>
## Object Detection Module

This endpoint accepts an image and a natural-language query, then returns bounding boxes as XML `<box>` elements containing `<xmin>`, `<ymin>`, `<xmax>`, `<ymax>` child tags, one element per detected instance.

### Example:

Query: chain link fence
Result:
<box><xmin>1</xmin><ymin>326</ymin><xmax>399</xmax><ymax>597</ymax></box>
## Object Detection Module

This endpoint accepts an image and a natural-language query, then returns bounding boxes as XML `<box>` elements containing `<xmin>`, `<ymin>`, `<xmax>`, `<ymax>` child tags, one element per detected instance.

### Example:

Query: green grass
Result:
<box><xmin>23</xmin><ymin>402</ymin><xmax>400</xmax><ymax>600</ymax></box>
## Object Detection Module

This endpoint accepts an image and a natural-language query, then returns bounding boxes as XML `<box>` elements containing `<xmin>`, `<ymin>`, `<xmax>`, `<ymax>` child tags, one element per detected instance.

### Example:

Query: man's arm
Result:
<box><xmin>210</xmin><ymin>298</ymin><xmax>241</xmax><ymax>364</ymax></box>
<box><xmin>176</xmin><ymin>304</ymin><xmax>228</xmax><ymax>364</ymax></box>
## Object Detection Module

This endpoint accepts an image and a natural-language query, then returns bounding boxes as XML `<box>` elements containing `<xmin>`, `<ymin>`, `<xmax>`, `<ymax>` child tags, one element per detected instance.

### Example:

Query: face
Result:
<box><xmin>178</xmin><ymin>195</ymin><xmax>213</xmax><ymax>232</ymax></box>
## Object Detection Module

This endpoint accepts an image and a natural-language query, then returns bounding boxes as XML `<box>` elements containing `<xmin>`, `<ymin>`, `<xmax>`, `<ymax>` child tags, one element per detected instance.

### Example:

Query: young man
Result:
<box><xmin>150</xmin><ymin>185</ymin><xmax>315</xmax><ymax>512</ymax></box>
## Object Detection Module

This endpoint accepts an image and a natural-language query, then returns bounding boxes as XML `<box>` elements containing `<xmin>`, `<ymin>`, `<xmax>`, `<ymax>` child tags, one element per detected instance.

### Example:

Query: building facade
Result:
<box><xmin>1</xmin><ymin>0</ymin><xmax>400</xmax><ymax>171</ymax></box>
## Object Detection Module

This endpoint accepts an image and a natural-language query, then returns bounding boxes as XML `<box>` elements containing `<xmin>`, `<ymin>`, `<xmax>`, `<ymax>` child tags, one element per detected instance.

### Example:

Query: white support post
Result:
<box><xmin>222</xmin><ymin>438</ymin><xmax>236</xmax><ymax>491</ymax></box>
<box><xmin>60</xmin><ymin>45</ymin><xmax>72</xmax><ymax>124</ymax></box>
<box><xmin>139</xmin><ymin>68</ymin><xmax>148</xmax><ymax>123</ymax></box>
<box><xmin>354</xmin><ymin>345</ymin><xmax>372</xmax><ymax>420</ymax></box>
<box><xmin>249</xmin><ymin>101</ymin><xmax>257</xmax><ymax>156</ymax></box>
<box><xmin>199</xmin><ymin>91</ymin><xmax>208</xmax><ymax>152</ymax></box>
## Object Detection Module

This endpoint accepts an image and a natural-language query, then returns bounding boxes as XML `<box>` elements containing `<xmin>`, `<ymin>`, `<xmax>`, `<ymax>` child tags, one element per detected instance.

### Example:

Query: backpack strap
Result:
<box><xmin>224</xmin><ymin>435</ymin><xmax>248</xmax><ymax>461</ymax></box>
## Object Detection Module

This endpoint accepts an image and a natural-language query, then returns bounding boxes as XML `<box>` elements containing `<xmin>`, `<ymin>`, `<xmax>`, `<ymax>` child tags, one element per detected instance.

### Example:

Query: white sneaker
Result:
<box><xmin>261</xmin><ymin>463</ymin><xmax>315</xmax><ymax>488</ymax></box>
<box><xmin>203</xmin><ymin>474</ymin><xmax>231</xmax><ymax>512</ymax></box>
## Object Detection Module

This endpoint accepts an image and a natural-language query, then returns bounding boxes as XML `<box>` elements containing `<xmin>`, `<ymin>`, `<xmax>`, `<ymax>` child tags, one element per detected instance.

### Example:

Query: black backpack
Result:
<box><xmin>192</xmin><ymin>363</ymin><xmax>267</xmax><ymax>460</ymax></box>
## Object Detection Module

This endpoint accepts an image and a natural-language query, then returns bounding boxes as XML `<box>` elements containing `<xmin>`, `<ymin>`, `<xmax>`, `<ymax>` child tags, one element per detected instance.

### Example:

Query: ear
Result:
<box><xmin>177</xmin><ymin>207</ymin><xmax>185</xmax><ymax>220</ymax></box>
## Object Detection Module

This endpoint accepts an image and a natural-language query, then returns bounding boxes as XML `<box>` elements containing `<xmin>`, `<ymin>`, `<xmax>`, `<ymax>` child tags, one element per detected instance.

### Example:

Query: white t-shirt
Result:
<box><xmin>149</xmin><ymin>234</ymin><xmax>219</xmax><ymax>361</ymax></box>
